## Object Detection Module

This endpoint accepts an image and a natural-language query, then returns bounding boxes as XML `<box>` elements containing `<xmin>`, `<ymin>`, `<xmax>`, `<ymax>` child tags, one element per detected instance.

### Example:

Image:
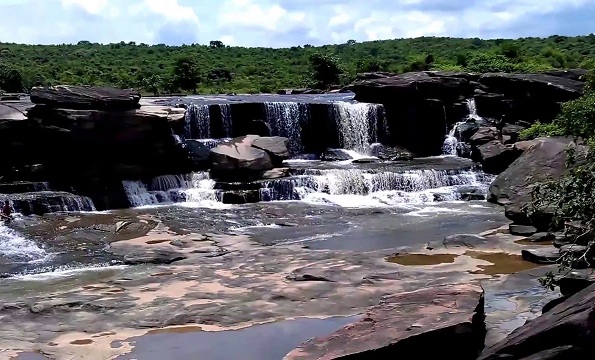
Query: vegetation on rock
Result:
<box><xmin>1</xmin><ymin>35</ymin><xmax>595</xmax><ymax>94</ymax></box>
<box><xmin>525</xmin><ymin>64</ymin><xmax>595</xmax><ymax>288</ymax></box>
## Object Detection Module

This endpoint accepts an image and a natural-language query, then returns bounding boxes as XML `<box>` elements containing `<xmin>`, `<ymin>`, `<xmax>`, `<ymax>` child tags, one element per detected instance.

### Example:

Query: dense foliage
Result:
<box><xmin>1</xmin><ymin>35</ymin><xmax>595</xmax><ymax>94</ymax></box>
<box><xmin>524</xmin><ymin>65</ymin><xmax>595</xmax><ymax>289</ymax></box>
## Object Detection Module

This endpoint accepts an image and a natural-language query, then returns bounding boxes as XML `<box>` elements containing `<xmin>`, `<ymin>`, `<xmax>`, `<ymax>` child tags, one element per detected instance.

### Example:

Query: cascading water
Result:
<box><xmin>0</xmin><ymin>224</ymin><xmax>48</xmax><ymax>262</ymax></box>
<box><xmin>220</xmin><ymin>104</ymin><xmax>233</xmax><ymax>138</ymax></box>
<box><xmin>263</xmin><ymin>102</ymin><xmax>309</xmax><ymax>154</ymax></box>
<box><xmin>259</xmin><ymin>168</ymin><xmax>492</xmax><ymax>207</ymax></box>
<box><xmin>442</xmin><ymin>99</ymin><xmax>482</xmax><ymax>156</ymax></box>
<box><xmin>122</xmin><ymin>172</ymin><xmax>224</xmax><ymax>208</ymax></box>
<box><xmin>185</xmin><ymin>104</ymin><xmax>211</xmax><ymax>139</ymax></box>
<box><xmin>332</xmin><ymin>102</ymin><xmax>386</xmax><ymax>156</ymax></box>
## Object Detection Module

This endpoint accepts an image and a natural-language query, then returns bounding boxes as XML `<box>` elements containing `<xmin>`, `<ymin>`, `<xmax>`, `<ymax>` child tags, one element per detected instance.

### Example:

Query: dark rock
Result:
<box><xmin>502</xmin><ymin>124</ymin><xmax>526</xmax><ymax>141</ymax></box>
<box><xmin>526</xmin><ymin>232</ymin><xmax>555</xmax><ymax>243</ymax></box>
<box><xmin>252</xmin><ymin>136</ymin><xmax>290</xmax><ymax>166</ymax></box>
<box><xmin>185</xmin><ymin>140</ymin><xmax>211</xmax><ymax>166</ymax></box>
<box><xmin>284</xmin><ymin>284</ymin><xmax>485</xmax><ymax>360</ymax></box>
<box><xmin>0</xmin><ymin>181</ymin><xmax>49</xmax><ymax>194</ymax></box>
<box><xmin>559</xmin><ymin>244</ymin><xmax>589</xmax><ymax>257</ymax></box>
<box><xmin>518</xmin><ymin>345</ymin><xmax>583</xmax><ymax>360</ymax></box>
<box><xmin>474</xmin><ymin>141</ymin><xmax>519</xmax><ymax>175</ymax></box>
<box><xmin>542</xmin><ymin>296</ymin><xmax>570</xmax><ymax>314</ymax></box>
<box><xmin>286</xmin><ymin>272</ymin><xmax>333</xmax><ymax>282</ymax></box>
<box><xmin>220</xmin><ymin>190</ymin><xmax>260</xmax><ymax>204</ymax></box>
<box><xmin>4</xmin><ymin>191</ymin><xmax>95</xmax><ymax>215</ymax></box>
<box><xmin>456</xmin><ymin>122</ymin><xmax>481</xmax><ymax>142</ymax></box>
<box><xmin>478</xmin><ymin>73</ymin><xmax>584</xmax><ymax>102</ymax></box>
<box><xmin>352</xmin><ymin>157</ymin><xmax>379</xmax><ymax>164</ymax></box>
<box><xmin>443</xmin><ymin>234</ymin><xmax>490</xmax><ymax>249</ymax></box>
<box><xmin>470</xmin><ymin>127</ymin><xmax>500</xmax><ymax>146</ymax></box>
<box><xmin>543</xmin><ymin>68</ymin><xmax>588</xmax><ymax>82</ymax></box>
<box><xmin>478</xmin><ymin>282</ymin><xmax>595</xmax><ymax>360</ymax></box>
<box><xmin>459</xmin><ymin>189</ymin><xmax>487</xmax><ymax>201</ymax></box>
<box><xmin>521</xmin><ymin>248</ymin><xmax>559</xmax><ymax>264</ymax></box>
<box><xmin>247</xmin><ymin>120</ymin><xmax>271</xmax><ymax>137</ymax></box>
<box><xmin>553</xmin><ymin>233</ymin><xmax>572</xmax><ymax>248</ymax></box>
<box><xmin>321</xmin><ymin>149</ymin><xmax>353</xmax><ymax>161</ymax></box>
<box><xmin>30</xmin><ymin>85</ymin><xmax>141</xmax><ymax>110</ymax></box>
<box><xmin>488</xmin><ymin>137</ymin><xmax>588</xmax><ymax>228</ymax></box>
<box><xmin>509</xmin><ymin>224</ymin><xmax>538</xmax><ymax>236</ymax></box>
<box><xmin>501</xmin><ymin>135</ymin><xmax>513</xmax><ymax>144</ymax></box>
<box><xmin>123</xmin><ymin>249</ymin><xmax>186</xmax><ymax>265</ymax></box>
<box><xmin>555</xmin><ymin>269</ymin><xmax>595</xmax><ymax>296</ymax></box>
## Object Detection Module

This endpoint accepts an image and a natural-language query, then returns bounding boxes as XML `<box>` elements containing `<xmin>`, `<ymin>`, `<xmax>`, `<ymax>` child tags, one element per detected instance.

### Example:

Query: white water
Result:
<box><xmin>264</xmin><ymin>102</ymin><xmax>309</xmax><ymax>154</ymax></box>
<box><xmin>220</xmin><ymin>104</ymin><xmax>233</xmax><ymax>138</ymax></box>
<box><xmin>442</xmin><ymin>98</ymin><xmax>482</xmax><ymax>156</ymax></box>
<box><xmin>122</xmin><ymin>172</ymin><xmax>226</xmax><ymax>208</ymax></box>
<box><xmin>260</xmin><ymin>168</ymin><xmax>491</xmax><ymax>208</ymax></box>
<box><xmin>333</xmin><ymin>102</ymin><xmax>385</xmax><ymax>156</ymax></box>
<box><xmin>0</xmin><ymin>224</ymin><xmax>48</xmax><ymax>261</ymax></box>
<box><xmin>185</xmin><ymin>104</ymin><xmax>211</xmax><ymax>139</ymax></box>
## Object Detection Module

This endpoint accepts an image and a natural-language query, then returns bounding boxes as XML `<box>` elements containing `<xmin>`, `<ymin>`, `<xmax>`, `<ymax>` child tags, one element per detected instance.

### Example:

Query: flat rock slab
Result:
<box><xmin>521</xmin><ymin>248</ymin><xmax>559</xmax><ymax>264</ymax></box>
<box><xmin>479</xmin><ymin>282</ymin><xmax>595</xmax><ymax>360</ymax></box>
<box><xmin>30</xmin><ymin>85</ymin><xmax>141</xmax><ymax>110</ymax></box>
<box><xmin>283</xmin><ymin>284</ymin><xmax>485</xmax><ymax>360</ymax></box>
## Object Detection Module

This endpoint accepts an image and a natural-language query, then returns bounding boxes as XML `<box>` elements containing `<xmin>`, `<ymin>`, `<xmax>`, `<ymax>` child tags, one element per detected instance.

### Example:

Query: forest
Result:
<box><xmin>1</xmin><ymin>34</ymin><xmax>595</xmax><ymax>95</ymax></box>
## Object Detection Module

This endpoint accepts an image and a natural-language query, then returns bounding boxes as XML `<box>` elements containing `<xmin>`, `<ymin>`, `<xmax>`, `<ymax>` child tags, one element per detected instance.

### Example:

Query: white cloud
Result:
<box><xmin>0</xmin><ymin>0</ymin><xmax>593</xmax><ymax>47</ymax></box>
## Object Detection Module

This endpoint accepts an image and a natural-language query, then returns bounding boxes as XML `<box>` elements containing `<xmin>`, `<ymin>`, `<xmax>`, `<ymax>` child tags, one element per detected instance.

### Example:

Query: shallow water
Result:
<box><xmin>116</xmin><ymin>316</ymin><xmax>359</xmax><ymax>360</ymax></box>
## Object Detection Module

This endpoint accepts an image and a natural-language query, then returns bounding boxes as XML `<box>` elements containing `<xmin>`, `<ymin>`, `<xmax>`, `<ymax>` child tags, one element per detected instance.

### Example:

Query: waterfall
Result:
<box><xmin>332</xmin><ymin>102</ymin><xmax>385</xmax><ymax>155</ymax></box>
<box><xmin>442</xmin><ymin>99</ymin><xmax>482</xmax><ymax>156</ymax></box>
<box><xmin>122</xmin><ymin>172</ymin><xmax>223</xmax><ymax>208</ymax></box>
<box><xmin>220</xmin><ymin>104</ymin><xmax>233</xmax><ymax>138</ymax></box>
<box><xmin>0</xmin><ymin>224</ymin><xmax>48</xmax><ymax>261</ymax></box>
<box><xmin>263</xmin><ymin>102</ymin><xmax>309</xmax><ymax>154</ymax></box>
<box><xmin>260</xmin><ymin>168</ymin><xmax>492</xmax><ymax>206</ymax></box>
<box><xmin>185</xmin><ymin>104</ymin><xmax>211</xmax><ymax>139</ymax></box>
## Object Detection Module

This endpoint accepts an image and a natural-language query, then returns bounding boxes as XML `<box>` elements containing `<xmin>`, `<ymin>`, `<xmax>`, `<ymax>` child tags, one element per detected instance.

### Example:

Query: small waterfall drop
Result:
<box><xmin>260</xmin><ymin>168</ymin><xmax>492</xmax><ymax>207</ymax></box>
<box><xmin>220</xmin><ymin>104</ymin><xmax>233</xmax><ymax>138</ymax></box>
<box><xmin>0</xmin><ymin>224</ymin><xmax>48</xmax><ymax>261</ymax></box>
<box><xmin>263</xmin><ymin>102</ymin><xmax>309</xmax><ymax>154</ymax></box>
<box><xmin>332</xmin><ymin>102</ymin><xmax>385</xmax><ymax>156</ymax></box>
<box><xmin>185</xmin><ymin>104</ymin><xmax>211</xmax><ymax>139</ymax></box>
<box><xmin>122</xmin><ymin>172</ymin><xmax>224</xmax><ymax>208</ymax></box>
<box><xmin>442</xmin><ymin>99</ymin><xmax>482</xmax><ymax>156</ymax></box>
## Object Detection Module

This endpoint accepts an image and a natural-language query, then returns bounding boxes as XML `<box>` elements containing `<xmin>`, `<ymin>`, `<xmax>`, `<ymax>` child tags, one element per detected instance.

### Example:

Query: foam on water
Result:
<box><xmin>0</xmin><ymin>224</ymin><xmax>48</xmax><ymax>261</ymax></box>
<box><xmin>442</xmin><ymin>98</ymin><xmax>483</xmax><ymax>156</ymax></box>
<box><xmin>12</xmin><ymin>264</ymin><xmax>128</xmax><ymax>281</ymax></box>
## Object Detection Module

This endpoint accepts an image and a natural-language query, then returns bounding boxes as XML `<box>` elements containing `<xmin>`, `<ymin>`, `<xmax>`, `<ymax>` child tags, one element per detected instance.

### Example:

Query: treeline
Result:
<box><xmin>1</xmin><ymin>35</ymin><xmax>595</xmax><ymax>95</ymax></box>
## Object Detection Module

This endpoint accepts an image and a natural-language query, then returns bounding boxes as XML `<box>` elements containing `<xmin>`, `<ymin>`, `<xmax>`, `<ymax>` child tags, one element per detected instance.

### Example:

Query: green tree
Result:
<box><xmin>309</xmin><ymin>53</ymin><xmax>343</xmax><ymax>90</ymax></box>
<box><xmin>172</xmin><ymin>56</ymin><xmax>201</xmax><ymax>93</ymax></box>
<box><xmin>0</xmin><ymin>65</ymin><xmax>24</xmax><ymax>92</ymax></box>
<box><xmin>142</xmin><ymin>74</ymin><xmax>163</xmax><ymax>95</ymax></box>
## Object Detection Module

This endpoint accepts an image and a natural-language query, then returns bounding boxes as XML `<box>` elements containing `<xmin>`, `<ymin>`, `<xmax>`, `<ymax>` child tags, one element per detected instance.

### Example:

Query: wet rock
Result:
<box><xmin>284</xmin><ymin>284</ymin><xmax>485</xmax><ymax>360</ymax></box>
<box><xmin>478</xmin><ymin>282</ymin><xmax>595</xmax><ymax>360</ymax></box>
<box><xmin>321</xmin><ymin>149</ymin><xmax>353</xmax><ymax>161</ymax></box>
<box><xmin>185</xmin><ymin>140</ymin><xmax>211</xmax><ymax>166</ymax></box>
<box><xmin>555</xmin><ymin>269</ymin><xmax>595</xmax><ymax>296</ymax></box>
<box><xmin>526</xmin><ymin>232</ymin><xmax>555</xmax><ymax>243</ymax></box>
<box><xmin>259</xmin><ymin>168</ymin><xmax>290</xmax><ymax>180</ymax></box>
<box><xmin>501</xmin><ymin>124</ymin><xmax>525</xmax><ymax>142</ymax></box>
<box><xmin>521</xmin><ymin>248</ymin><xmax>559</xmax><ymax>264</ymax></box>
<box><xmin>553</xmin><ymin>232</ymin><xmax>573</xmax><ymax>248</ymax></box>
<box><xmin>252</xmin><ymin>136</ymin><xmax>290</xmax><ymax>165</ymax></box>
<box><xmin>369</xmin><ymin>144</ymin><xmax>415</xmax><ymax>161</ymax></box>
<box><xmin>518</xmin><ymin>345</ymin><xmax>583</xmax><ymax>360</ymax></box>
<box><xmin>559</xmin><ymin>244</ymin><xmax>589</xmax><ymax>257</ymax></box>
<box><xmin>123</xmin><ymin>249</ymin><xmax>187</xmax><ymax>265</ymax></box>
<box><xmin>286</xmin><ymin>272</ymin><xmax>334</xmax><ymax>282</ymax></box>
<box><xmin>443</xmin><ymin>234</ymin><xmax>490</xmax><ymax>249</ymax></box>
<box><xmin>509</xmin><ymin>225</ymin><xmax>537</xmax><ymax>236</ymax></box>
<box><xmin>352</xmin><ymin>157</ymin><xmax>379</xmax><ymax>164</ymax></box>
<box><xmin>457</xmin><ymin>121</ymin><xmax>481</xmax><ymax>142</ymax></box>
<box><xmin>210</xmin><ymin>136</ymin><xmax>273</xmax><ymax>172</ymax></box>
<box><xmin>470</xmin><ymin>127</ymin><xmax>500</xmax><ymax>146</ymax></box>
<box><xmin>542</xmin><ymin>296</ymin><xmax>570</xmax><ymax>314</ymax></box>
<box><xmin>0</xmin><ymin>181</ymin><xmax>49</xmax><ymax>194</ymax></box>
<box><xmin>220</xmin><ymin>190</ymin><xmax>260</xmax><ymax>204</ymax></box>
<box><xmin>489</xmin><ymin>137</ymin><xmax>588</xmax><ymax>228</ymax></box>
<box><xmin>30</xmin><ymin>85</ymin><xmax>141</xmax><ymax>110</ymax></box>
<box><xmin>5</xmin><ymin>191</ymin><xmax>95</xmax><ymax>215</ymax></box>
<box><xmin>457</xmin><ymin>188</ymin><xmax>487</xmax><ymax>201</ymax></box>
<box><xmin>473</xmin><ymin>141</ymin><xmax>519</xmax><ymax>175</ymax></box>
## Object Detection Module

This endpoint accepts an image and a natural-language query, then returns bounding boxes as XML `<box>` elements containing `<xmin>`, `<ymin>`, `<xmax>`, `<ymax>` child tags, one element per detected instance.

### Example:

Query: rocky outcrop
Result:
<box><xmin>473</xmin><ymin>140</ymin><xmax>519</xmax><ymax>175</ymax></box>
<box><xmin>209</xmin><ymin>135</ymin><xmax>290</xmax><ymax>182</ymax></box>
<box><xmin>284</xmin><ymin>284</ymin><xmax>485</xmax><ymax>360</ymax></box>
<box><xmin>30</xmin><ymin>85</ymin><xmax>141</xmax><ymax>110</ymax></box>
<box><xmin>488</xmin><ymin>137</ymin><xmax>588</xmax><ymax>228</ymax></box>
<box><xmin>3</xmin><ymin>191</ymin><xmax>96</xmax><ymax>215</ymax></box>
<box><xmin>479</xmin><ymin>282</ymin><xmax>595</xmax><ymax>360</ymax></box>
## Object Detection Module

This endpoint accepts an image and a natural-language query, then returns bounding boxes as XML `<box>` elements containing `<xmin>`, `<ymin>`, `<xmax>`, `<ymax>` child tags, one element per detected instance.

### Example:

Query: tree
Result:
<box><xmin>172</xmin><ymin>56</ymin><xmax>201</xmax><ymax>93</ymax></box>
<box><xmin>346</xmin><ymin>39</ymin><xmax>357</xmax><ymax>46</ymax></box>
<box><xmin>0</xmin><ymin>65</ymin><xmax>24</xmax><ymax>93</ymax></box>
<box><xmin>142</xmin><ymin>74</ymin><xmax>163</xmax><ymax>95</ymax></box>
<box><xmin>309</xmin><ymin>53</ymin><xmax>343</xmax><ymax>89</ymax></box>
<box><xmin>209</xmin><ymin>40</ymin><xmax>225</xmax><ymax>48</ymax></box>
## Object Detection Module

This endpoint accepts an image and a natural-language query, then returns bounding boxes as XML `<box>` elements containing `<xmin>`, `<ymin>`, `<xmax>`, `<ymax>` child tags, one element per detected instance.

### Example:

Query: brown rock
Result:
<box><xmin>478</xmin><ymin>282</ymin><xmax>595</xmax><ymax>360</ymax></box>
<box><xmin>30</xmin><ymin>85</ymin><xmax>141</xmax><ymax>110</ymax></box>
<box><xmin>283</xmin><ymin>284</ymin><xmax>485</xmax><ymax>360</ymax></box>
<box><xmin>471</xmin><ymin>127</ymin><xmax>500</xmax><ymax>146</ymax></box>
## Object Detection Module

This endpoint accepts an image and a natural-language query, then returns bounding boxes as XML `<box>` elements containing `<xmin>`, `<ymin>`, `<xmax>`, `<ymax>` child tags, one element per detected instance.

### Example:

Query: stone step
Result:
<box><xmin>0</xmin><ymin>181</ymin><xmax>50</xmax><ymax>194</ymax></box>
<box><xmin>3</xmin><ymin>191</ymin><xmax>95</xmax><ymax>215</ymax></box>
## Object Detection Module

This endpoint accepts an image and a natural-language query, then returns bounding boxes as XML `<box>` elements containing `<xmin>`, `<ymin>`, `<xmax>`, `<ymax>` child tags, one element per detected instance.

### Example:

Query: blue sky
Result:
<box><xmin>0</xmin><ymin>0</ymin><xmax>594</xmax><ymax>47</ymax></box>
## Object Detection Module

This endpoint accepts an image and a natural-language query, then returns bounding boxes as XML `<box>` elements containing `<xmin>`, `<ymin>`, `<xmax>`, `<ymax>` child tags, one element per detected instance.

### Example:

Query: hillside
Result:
<box><xmin>1</xmin><ymin>35</ymin><xmax>595</xmax><ymax>94</ymax></box>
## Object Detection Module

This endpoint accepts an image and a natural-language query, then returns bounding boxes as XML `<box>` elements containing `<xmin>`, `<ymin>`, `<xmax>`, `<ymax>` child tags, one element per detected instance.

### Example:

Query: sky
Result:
<box><xmin>0</xmin><ymin>0</ymin><xmax>594</xmax><ymax>47</ymax></box>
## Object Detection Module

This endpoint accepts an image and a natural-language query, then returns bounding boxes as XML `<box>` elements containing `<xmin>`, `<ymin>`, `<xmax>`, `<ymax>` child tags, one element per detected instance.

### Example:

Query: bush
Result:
<box><xmin>519</xmin><ymin>122</ymin><xmax>565</xmax><ymax>140</ymax></box>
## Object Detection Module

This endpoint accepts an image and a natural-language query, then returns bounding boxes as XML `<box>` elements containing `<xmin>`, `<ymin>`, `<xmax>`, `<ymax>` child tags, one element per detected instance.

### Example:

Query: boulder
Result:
<box><xmin>30</xmin><ymin>85</ymin><xmax>141</xmax><ymax>110</ymax></box>
<box><xmin>283</xmin><ymin>284</ymin><xmax>485</xmax><ymax>360</ymax></box>
<box><xmin>442</xmin><ymin>234</ymin><xmax>490</xmax><ymax>249</ymax></box>
<box><xmin>185</xmin><ymin>140</ymin><xmax>211</xmax><ymax>166</ymax></box>
<box><xmin>252</xmin><ymin>136</ymin><xmax>290</xmax><ymax>166</ymax></box>
<box><xmin>502</xmin><ymin>124</ymin><xmax>526</xmax><ymax>141</ymax></box>
<box><xmin>369</xmin><ymin>144</ymin><xmax>415</xmax><ymax>161</ymax></box>
<box><xmin>521</xmin><ymin>248</ymin><xmax>559</xmax><ymax>264</ymax></box>
<box><xmin>488</xmin><ymin>137</ymin><xmax>588</xmax><ymax>227</ymax></box>
<box><xmin>470</xmin><ymin>127</ymin><xmax>500</xmax><ymax>146</ymax></box>
<box><xmin>209</xmin><ymin>136</ymin><xmax>273</xmax><ymax>172</ymax></box>
<box><xmin>478</xmin><ymin>282</ymin><xmax>595</xmax><ymax>360</ymax></box>
<box><xmin>509</xmin><ymin>224</ymin><xmax>538</xmax><ymax>236</ymax></box>
<box><xmin>478</xmin><ymin>73</ymin><xmax>584</xmax><ymax>102</ymax></box>
<box><xmin>474</xmin><ymin>141</ymin><xmax>519</xmax><ymax>175</ymax></box>
<box><xmin>555</xmin><ymin>269</ymin><xmax>595</xmax><ymax>296</ymax></box>
<box><xmin>526</xmin><ymin>232</ymin><xmax>555</xmax><ymax>243</ymax></box>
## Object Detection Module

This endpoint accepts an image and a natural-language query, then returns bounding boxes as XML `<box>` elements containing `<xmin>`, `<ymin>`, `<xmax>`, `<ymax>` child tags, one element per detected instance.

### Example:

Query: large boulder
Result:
<box><xmin>488</xmin><ymin>137</ymin><xmax>588</xmax><ymax>227</ymax></box>
<box><xmin>473</xmin><ymin>140</ymin><xmax>519</xmax><ymax>175</ymax></box>
<box><xmin>283</xmin><ymin>284</ymin><xmax>485</xmax><ymax>360</ymax></box>
<box><xmin>252</xmin><ymin>136</ymin><xmax>290</xmax><ymax>166</ymax></box>
<box><xmin>478</xmin><ymin>282</ymin><xmax>595</xmax><ymax>360</ymax></box>
<box><xmin>209</xmin><ymin>136</ymin><xmax>274</xmax><ymax>174</ymax></box>
<box><xmin>30</xmin><ymin>85</ymin><xmax>141</xmax><ymax>110</ymax></box>
<box><xmin>470</xmin><ymin>127</ymin><xmax>500</xmax><ymax>146</ymax></box>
